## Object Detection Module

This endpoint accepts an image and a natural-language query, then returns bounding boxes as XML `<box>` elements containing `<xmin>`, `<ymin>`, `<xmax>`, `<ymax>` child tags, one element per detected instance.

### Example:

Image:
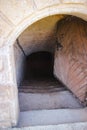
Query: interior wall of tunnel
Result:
<box><xmin>13</xmin><ymin>14</ymin><xmax>87</xmax><ymax>92</ymax></box>
<box><xmin>13</xmin><ymin>15</ymin><xmax>65</xmax><ymax>86</ymax></box>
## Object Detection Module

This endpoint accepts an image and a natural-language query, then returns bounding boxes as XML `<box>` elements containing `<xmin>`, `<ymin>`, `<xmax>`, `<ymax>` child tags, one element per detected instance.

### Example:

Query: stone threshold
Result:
<box><xmin>4</xmin><ymin>122</ymin><xmax>87</xmax><ymax>130</ymax></box>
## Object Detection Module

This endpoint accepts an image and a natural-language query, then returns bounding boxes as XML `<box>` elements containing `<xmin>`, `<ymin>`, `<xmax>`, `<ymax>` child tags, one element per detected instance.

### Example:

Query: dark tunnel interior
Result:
<box><xmin>24</xmin><ymin>51</ymin><xmax>54</xmax><ymax>81</ymax></box>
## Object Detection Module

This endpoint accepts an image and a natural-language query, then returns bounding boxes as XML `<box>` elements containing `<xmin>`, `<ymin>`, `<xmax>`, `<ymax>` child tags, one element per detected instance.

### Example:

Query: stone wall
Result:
<box><xmin>54</xmin><ymin>16</ymin><xmax>87</xmax><ymax>104</ymax></box>
<box><xmin>14</xmin><ymin>41</ymin><xmax>25</xmax><ymax>86</ymax></box>
<box><xmin>0</xmin><ymin>0</ymin><xmax>87</xmax><ymax>128</ymax></box>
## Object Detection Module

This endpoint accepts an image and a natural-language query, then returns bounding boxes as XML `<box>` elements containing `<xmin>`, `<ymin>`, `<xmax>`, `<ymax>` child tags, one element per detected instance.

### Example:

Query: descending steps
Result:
<box><xmin>19</xmin><ymin>78</ymin><xmax>66</xmax><ymax>93</ymax></box>
<box><xmin>17</xmin><ymin>108</ymin><xmax>87</xmax><ymax>127</ymax></box>
<box><xmin>18</xmin><ymin>78</ymin><xmax>84</xmax><ymax>127</ymax></box>
<box><xmin>19</xmin><ymin>78</ymin><xmax>82</xmax><ymax>111</ymax></box>
<box><xmin>19</xmin><ymin>91</ymin><xmax>82</xmax><ymax>111</ymax></box>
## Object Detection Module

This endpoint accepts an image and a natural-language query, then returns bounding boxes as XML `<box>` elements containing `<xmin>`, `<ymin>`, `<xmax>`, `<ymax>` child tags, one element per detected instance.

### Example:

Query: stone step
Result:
<box><xmin>17</xmin><ymin>108</ymin><xmax>87</xmax><ymax>127</ymax></box>
<box><xmin>19</xmin><ymin>91</ymin><xmax>82</xmax><ymax>111</ymax></box>
<box><xmin>7</xmin><ymin>122</ymin><xmax>87</xmax><ymax>130</ymax></box>
<box><xmin>19</xmin><ymin>78</ymin><xmax>66</xmax><ymax>93</ymax></box>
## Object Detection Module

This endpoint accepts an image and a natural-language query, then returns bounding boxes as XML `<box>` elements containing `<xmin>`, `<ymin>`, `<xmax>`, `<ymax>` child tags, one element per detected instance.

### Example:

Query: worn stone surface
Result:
<box><xmin>19</xmin><ymin>91</ymin><xmax>82</xmax><ymax>111</ymax></box>
<box><xmin>4</xmin><ymin>122</ymin><xmax>87</xmax><ymax>130</ymax></box>
<box><xmin>17</xmin><ymin>108</ymin><xmax>87</xmax><ymax>127</ymax></box>
<box><xmin>0</xmin><ymin>0</ymin><xmax>87</xmax><ymax>128</ymax></box>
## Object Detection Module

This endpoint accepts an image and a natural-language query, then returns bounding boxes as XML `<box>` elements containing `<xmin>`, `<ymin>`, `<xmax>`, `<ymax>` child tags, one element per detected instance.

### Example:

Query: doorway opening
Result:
<box><xmin>13</xmin><ymin>15</ymin><xmax>85</xmax><ymax>127</ymax></box>
<box><xmin>19</xmin><ymin>51</ymin><xmax>61</xmax><ymax>93</ymax></box>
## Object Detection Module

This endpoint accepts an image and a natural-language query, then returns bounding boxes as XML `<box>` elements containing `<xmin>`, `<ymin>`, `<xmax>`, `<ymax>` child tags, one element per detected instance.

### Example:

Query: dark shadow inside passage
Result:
<box><xmin>24</xmin><ymin>51</ymin><xmax>54</xmax><ymax>81</ymax></box>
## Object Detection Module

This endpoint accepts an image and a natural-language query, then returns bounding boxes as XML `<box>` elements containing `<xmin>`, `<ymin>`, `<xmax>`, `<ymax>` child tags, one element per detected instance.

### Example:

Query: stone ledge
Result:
<box><xmin>4</xmin><ymin>122</ymin><xmax>87</xmax><ymax>130</ymax></box>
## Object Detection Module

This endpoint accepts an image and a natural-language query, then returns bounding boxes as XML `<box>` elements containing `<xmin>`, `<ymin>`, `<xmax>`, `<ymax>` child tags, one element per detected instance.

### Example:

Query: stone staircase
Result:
<box><xmin>18</xmin><ymin>78</ymin><xmax>85</xmax><ymax>127</ymax></box>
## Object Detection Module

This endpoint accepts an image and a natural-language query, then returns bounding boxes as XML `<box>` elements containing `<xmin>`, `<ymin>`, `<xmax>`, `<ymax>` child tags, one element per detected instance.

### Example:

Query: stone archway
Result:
<box><xmin>0</xmin><ymin>1</ymin><xmax>87</xmax><ymax>128</ymax></box>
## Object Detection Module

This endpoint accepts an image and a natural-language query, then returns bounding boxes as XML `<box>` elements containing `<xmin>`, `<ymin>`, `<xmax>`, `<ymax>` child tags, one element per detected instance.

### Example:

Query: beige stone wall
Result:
<box><xmin>14</xmin><ymin>41</ymin><xmax>25</xmax><ymax>86</ymax></box>
<box><xmin>0</xmin><ymin>0</ymin><xmax>87</xmax><ymax>128</ymax></box>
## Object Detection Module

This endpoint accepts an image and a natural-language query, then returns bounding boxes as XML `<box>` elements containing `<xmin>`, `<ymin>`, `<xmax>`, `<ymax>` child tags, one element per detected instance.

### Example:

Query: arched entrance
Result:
<box><xmin>13</xmin><ymin>15</ymin><xmax>87</xmax><ymax>127</ymax></box>
<box><xmin>1</xmin><ymin>2</ymin><xmax>87</xmax><ymax>128</ymax></box>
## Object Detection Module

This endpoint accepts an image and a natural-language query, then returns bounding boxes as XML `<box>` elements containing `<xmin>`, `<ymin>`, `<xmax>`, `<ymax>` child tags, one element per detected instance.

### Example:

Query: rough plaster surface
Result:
<box><xmin>0</xmin><ymin>0</ymin><xmax>87</xmax><ymax>128</ymax></box>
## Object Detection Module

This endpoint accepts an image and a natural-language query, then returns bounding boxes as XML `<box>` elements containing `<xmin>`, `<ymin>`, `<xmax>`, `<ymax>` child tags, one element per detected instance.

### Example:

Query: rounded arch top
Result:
<box><xmin>5</xmin><ymin>4</ymin><xmax>87</xmax><ymax>46</ymax></box>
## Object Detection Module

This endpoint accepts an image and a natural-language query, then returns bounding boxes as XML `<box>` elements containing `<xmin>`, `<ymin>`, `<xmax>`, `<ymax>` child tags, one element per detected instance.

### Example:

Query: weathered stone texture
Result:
<box><xmin>0</xmin><ymin>13</ymin><xmax>13</xmax><ymax>47</ymax></box>
<box><xmin>0</xmin><ymin>0</ymin><xmax>87</xmax><ymax>128</ymax></box>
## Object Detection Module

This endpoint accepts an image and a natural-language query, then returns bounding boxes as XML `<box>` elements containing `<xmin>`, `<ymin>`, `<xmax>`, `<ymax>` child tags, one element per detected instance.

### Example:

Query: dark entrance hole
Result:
<box><xmin>24</xmin><ymin>51</ymin><xmax>54</xmax><ymax>80</ymax></box>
